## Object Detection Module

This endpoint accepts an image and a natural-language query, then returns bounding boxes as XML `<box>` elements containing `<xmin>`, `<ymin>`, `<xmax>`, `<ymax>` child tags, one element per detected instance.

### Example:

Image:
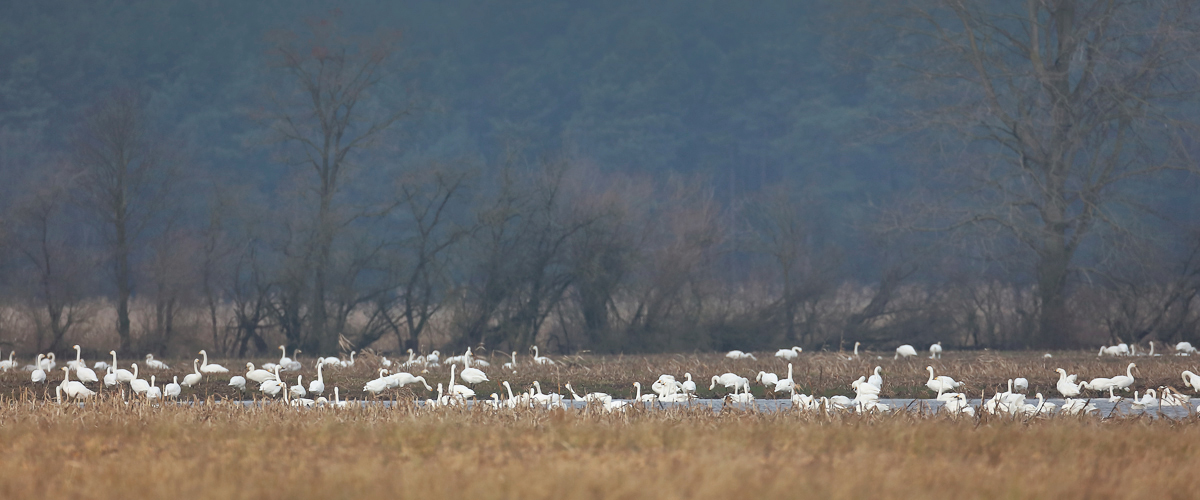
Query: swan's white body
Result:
<box><xmin>31</xmin><ymin>354</ymin><xmax>47</xmax><ymax>383</ymax></box>
<box><xmin>1182</xmin><ymin>370</ymin><xmax>1200</xmax><ymax>392</ymax></box>
<box><xmin>71</xmin><ymin>346</ymin><xmax>99</xmax><ymax>383</ymax></box>
<box><xmin>245</xmin><ymin>363</ymin><xmax>273</xmax><ymax>384</ymax></box>
<box><xmin>709</xmin><ymin>373</ymin><xmax>751</xmax><ymax>393</ymax></box>
<box><xmin>1130</xmin><ymin>389</ymin><xmax>1157</xmax><ymax>410</ymax></box>
<box><xmin>1013</xmin><ymin>378</ymin><xmax>1028</xmax><ymax>392</ymax></box>
<box><xmin>290</xmin><ymin>375</ymin><xmax>307</xmax><ymax>399</ymax></box>
<box><xmin>145</xmin><ymin>376</ymin><xmax>162</xmax><ymax>400</ymax></box>
<box><xmin>198</xmin><ymin>350</ymin><xmax>228</xmax><ymax>373</ymax></box>
<box><xmin>144</xmin><ymin>353</ymin><xmax>169</xmax><ymax>370</ymax></box>
<box><xmin>929</xmin><ymin>342</ymin><xmax>942</xmax><ymax>359</ymax></box>
<box><xmin>387</xmin><ymin>372</ymin><xmax>433</xmax><ymax>391</ymax></box>
<box><xmin>1176</xmin><ymin>341</ymin><xmax>1197</xmax><ymax>354</ymax></box>
<box><xmin>229</xmin><ymin>375</ymin><xmax>247</xmax><ymax>391</ymax></box>
<box><xmin>182</xmin><ymin>359</ymin><xmax>203</xmax><ymax>387</ymax></box>
<box><xmin>775</xmin><ymin>347</ymin><xmax>802</xmax><ymax>360</ymax></box>
<box><xmin>364</xmin><ymin>369</ymin><xmax>392</xmax><ymax>395</ymax></box>
<box><xmin>1109</xmin><ymin>363</ymin><xmax>1136</xmax><ymax>392</ymax></box>
<box><xmin>1060</xmin><ymin>398</ymin><xmax>1097</xmax><ymax>415</ymax></box>
<box><xmin>531</xmin><ymin>346</ymin><xmax>554</xmax><ymax>365</ymax></box>
<box><xmin>164</xmin><ymin>376</ymin><xmax>181</xmax><ymax>398</ymax></box>
<box><xmin>725</xmin><ymin>350</ymin><xmax>756</xmax><ymax>360</ymax></box>
<box><xmin>459</xmin><ymin>366</ymin><xmax>489</xmax><ymax>385</ymax></box>
<box><xmin>1055</xmin><ymin>368</ymin><xmax>1083</xmax><ymax>398</ymax></box>
<box><xmin>59</xmin><ymin>367</ymin><xmax>96</xmax><ymax>399</ymax></box>
<box><xmin>502</xmin><ymin>351</ymin><xmax>518</xmax><ymax>372</ymax></box>
<box><xmin>682</xmin><ymin>373</ymin><xmax>697</xmax><ymax>394</ymax></box>
<box><xmin>308</xmin><ymin>362</ymin><xmax>325</xmax><ymax>395</ymax></box>
<box><xmin>259</xmin><ymin>367</ymin><xmax>285</xmax><ymax>396</ymax></box>
<box><xmin>1159</xmin><ymin>386</ymin><xmax>1191</xmax><ymax>406</ymax></box>
<box><xmin>129</xmin><ymin>364</ymin><xmax>150</xmax><ymax>395</ymax></box>
<box><xmin>756</xmin><ymin>371</ymin><xmax>779</xmax><ymax>388</ymax></box>
<box><xmin>925</xmin><ymin>366</ymin><xmax>963</xmax><ymax>393</ymax></box>
<box><xmin>867</xmin><ymin>366</ymin><xmax>882</xmax><ymax>390</ymax></box>
<box><xmin>0</xmin><ymin>351</ymin><xmax>15</xmax><ymax>371</ymax></box>
<box><xmin>104</xmin><ymin>367</ymin><xmax>117</xmax><ymax>387</ymax></box>
<box><xmin>565</xmin><ymin>383</ymin><xmax>611</xmax><ymax>405</ymax></box>
<box><xmin>774</xmin><ymin>363</ymin><xmax>796</xmax><ymax>393</ymax></box>
<box><xmin>447</xmin><ymin>364</ymin><xmax>475</xmax><ymax>399</ymax></box>
<box><xmin>110</xmin><ymin>351</ymin><xmax>134</xmax><ymax>383</ymax></box>
<box><xmin>894</xmin><ymin>345</ymin><xmax>917</xmax><ymax>359</ymax></box>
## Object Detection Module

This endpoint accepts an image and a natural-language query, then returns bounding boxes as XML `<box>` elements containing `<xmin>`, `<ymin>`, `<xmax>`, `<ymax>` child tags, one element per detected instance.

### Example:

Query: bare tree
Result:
<box><xmin>892</xmin><ymin>0</ymin><xmax>1200</xmax><ymax>347</ymax></box>
<box><xmin>73</xmin><ymin>90</ymin><xmax>177</xmax><ymax>351</ymax></box>
<box><xmin>264</xmin><ymin>13</ymin><xmax>409</xmax><ymax>353</ymax></box>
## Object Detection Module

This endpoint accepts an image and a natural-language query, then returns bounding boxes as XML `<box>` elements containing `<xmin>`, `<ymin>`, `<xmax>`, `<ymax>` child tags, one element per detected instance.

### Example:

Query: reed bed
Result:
<box><xmin>0</xmin><ymin>394</ymin><xmax>1197</xmax><ymax>500</ymax></box>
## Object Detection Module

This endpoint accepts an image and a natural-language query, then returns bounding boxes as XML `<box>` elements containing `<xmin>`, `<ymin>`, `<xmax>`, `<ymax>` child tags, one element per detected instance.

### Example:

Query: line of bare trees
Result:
<box><xmin>2</xmin><ymin>5</ymin><xmax>1200</xmax><ymax>356</ymax></box>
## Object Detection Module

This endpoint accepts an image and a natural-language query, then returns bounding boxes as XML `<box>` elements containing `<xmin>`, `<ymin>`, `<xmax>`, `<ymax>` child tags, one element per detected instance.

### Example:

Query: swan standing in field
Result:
<box><xmin>846</xmin><ymin>341</ymin><xmax>860</xmax><ymax>360</ymax></box>
<box><xmin>682</xmin><ymin>373</ymin><xmax>697</xmax><ymax>394</ymax></box>
<box><xmin>929</xmin><ymin>342</ymin><xmax>942</xmax><ymax>359</ymax></box>
<box><xmin>198</xmin><ymin>350</ymin><xmax>228</xmax><ymax>373</ymax></box>
<box><xmin>290</xmin><ymin>375</ymin><xmax>307</xmax><ymax>399</ymax></box>
<box><xmin>159</xmin><ymin>375</ymin><xmax>179</xmax><ymax>398</ymax></box>
<box><xmin>0</xmin><ymin>350</ymin><xmax>16</xmax><ymax>369</ymax></box>
<box><xmin>145</xmin><ymin>376</ymin><xmax>162</xmax><ymax>400</ymax></box>
<box><xmin>110</xmin><ymin>351</ymin><xmax>134</xmax><ymax>383</ymax></box>
<box><xmin>363</xmin><ymin>369</ymin><xmax>392</xmax><ymax>395</ymax></box>
<box><xmin>229</xmin><ymin>375</ymin><xmax>247</xmax><ymax>391</ymax></box>
<box><xmin>756</xmin><ymin>370</ymin><xmax>780</xmax><ymax>390</ymax></box>
<box><xmin>388</xmin><ymin>372</ymin><xmax>433</xmax><ymax>391</ymax></box>
<box><xmin>259</xmin><ymin>366</ymin><xmax>285</xmax><ymax>396</ymax></box>
<box><xmin>941</xmin><ymin>392</ymin><xmax>975</xmax><ymax>416</ymax></box>
<box><xmin>774</xmin><ymin>363</ymin><xmax>796</xmax><ymax>394</ymax></box>
<box><xmin>182</xmin><ymin>359</ymin><xmax>203</xmax><ymax>387</ymax></box>
<box><xmin>1020</xmin><ymin>393</ymin><xmax>1053</xmax><ymax>417</ymax></box>
<box><xmin>1013</xmin><ymin>378</ymin><xmax>1029</xmax><ymax>392</ymax></box>
<box><xmin>925</xmin><ymin>366</ymin><xmax>963</xmax><ymax>393</ymax></box>
<box><xmin>1181</xmin><ymin>370</ymin><xmax>1200</xmax><ymax>392</ymax></box>
<box><xmin>1055</xmin><ymin>368</ymin><xmax>1083</xmax><ymax>398</ymax></box>
<box><xmin>144</xmin><ymin>353</ymin><xmax>169</xmax><ymax>370</ymax></box>
<box><xmin>447</xmin><ymin>364</ymin><xmax>475</xmax><ymax>399</ymax></box>
<box><xmin>1085</xmin><ymin>374</ymin><xmax>1117</xmax><ymax>392</ymax></box>
<box><xmin>459</xmin><ymin>364</ymin><xmax>489</xmax><ymax>385</ymax></box>
<box><xmin>1060</xmin><ymin>398</ymin><xmax>1097</xmax><ymax>415</ymax></box>
<box><xmin>502</xmin><ymin>351</ymin><xmax>518</xmax><ymax>372</ymax></box>
<box><xmin>725</xmin><ymin>350</ymin><xmax>756</xmax><ymax>360</ymax></box>
<box><xmin>1130</xmin><ymin>389</ymin><xmax>1157</xmax><ymax>410</ymax></box>
<box><xmin>867</xmin><ymin>366</ymin><xmax>883</xmax><ymax>390</ymax></box>
<box><xmin>245</xmin><ymin>362</ymin><xmax>273</xmax><ymax>384</ymax></box>
<box><xmin>565</xmin><ymin>383</ymin><xmax>611</xmax><ymax>405</ymax></box>
<box><xmin>775</xmin><ymin>347</ymin><xmax>802</xmax><ymax>360</ymax></box>
<box><xmin>59</xmin><ymin>367</ymin><xmax>96</xmax><ymax>399</ymax></box>
<box><xmin>709</xmin><ymin>373</ymin><xmax>751</xmax><ymax>393</ymax></box>
<box><xmin>894</xmin><ymin>345</ymin><xmax>917</xmax><ymax>359</ymax></box>
<box><xmin>31</xmin><ymin>354</ymin><xmax>47</xmax><ymax>383</ymax></box>
<box><xmin>1176</xmin><ymin>341</ymin><xmax>1197</xmax><ymax>355</ymax></box>
<box><xmin>1110</xmin><ymin>363</ymin><xmax>1137</xmax><ymax>392</ymax></box>
<box><xmin>129</xmin><ymin>364</ymin><xmax>150</xmax><ymax>395</ymax></box>
<box><xmin>67</xmin><ymin>345</ymin><xmax>86</xmax><ymax>370</ymax></box>
<box><xmin>308</xmin><ymin>362</ymin><xmax>325</xmax><ymax>395</ymax></box>
<box><xmin>1159</xmin><ymin>386</ymin><xmax>1191</xmax><ymax>406</ymax></box>
<box><xmin>104</xmin><ymin>367</ymin><xmax>117</xmax><ymax>387</ymax></box>
<box><xmin>531</xmin><ymin>346</ymin><xmax>555</xmax><ymax>365</ymax></box>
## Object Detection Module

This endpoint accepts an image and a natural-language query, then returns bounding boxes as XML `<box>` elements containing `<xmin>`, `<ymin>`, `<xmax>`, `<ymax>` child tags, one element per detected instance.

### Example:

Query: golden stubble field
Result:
<box><xmin>0</xmin><ymin>398</ymin><xmax>1197</xmax><ymax>500</ymax></box>
<box><xmin>2</xmin><ymin>349</ymin><xmax>1199</xmax><ymax>499</ymax></box>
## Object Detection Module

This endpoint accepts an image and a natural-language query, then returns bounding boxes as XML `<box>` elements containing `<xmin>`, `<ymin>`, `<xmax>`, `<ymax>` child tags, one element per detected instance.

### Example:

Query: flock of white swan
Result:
<box><xmin>3</xmin><ymin>340</ymin><xmax>1200</xmax><ymax>417</ymax></box>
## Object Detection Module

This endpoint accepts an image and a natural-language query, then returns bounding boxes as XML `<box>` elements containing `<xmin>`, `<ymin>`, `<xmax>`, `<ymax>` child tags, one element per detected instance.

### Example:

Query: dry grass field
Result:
<box><xmin>1</xmin><ymin>349</ymin><xmax>1199</xmax><ymax>499</ymax></box>
<box><xmin>0</xmin><ymin>396</ymin><xmax>1197</xmax><ymax>500</ymax></box>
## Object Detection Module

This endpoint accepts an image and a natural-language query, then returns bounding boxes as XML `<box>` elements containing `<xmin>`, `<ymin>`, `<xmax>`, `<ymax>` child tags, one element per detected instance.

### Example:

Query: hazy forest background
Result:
<box><xmin>1</xmin><ymin>0</ymin><xmax>1199</xmax><ymax>358</ymax></box>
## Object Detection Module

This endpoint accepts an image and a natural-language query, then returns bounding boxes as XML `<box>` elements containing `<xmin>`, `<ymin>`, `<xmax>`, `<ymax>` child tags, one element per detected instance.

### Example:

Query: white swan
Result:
<box><xmin>1060</xmin><ymin>398</ymin><xmax>1097</xmax><ymax>415</ymax></box>
<box><xmin>129</xmin><ymin>363</ymin><xmax>150</xmax><ymax>395</ymax></box>
<box><xmin>925</xmin><ymin>366</ymin><xmax>963</xmax><ymax>393</ymax></box>
<box><xmin>502</xmin><ymin>351</ymin><xmax>518</xmax><ymax>372</ymax></box>
<box><xmin>459</xmin><ymin>365</ymin><xmax>489</xmax><ymax>384</ymax></box>
<box><xmin>564</xmin><ymin>383</ymin><xmax>611</xmax><ymax>405</ymax></box>
<box><xmin>308</xmin><ymin>361</ymin><xmax>325</xmax><ymax>395</ymax></box>
<box><xmin>104</xmin><ymin>367</ymin><xmax>117</xmax><ymax>387</ymax></box>
<box><xmin>447</xmin><ymin>364</ymin><xmax>475</xmax><ymax>399</ymax></box>
<box><xmin>245</xmin><ymin>362</ymin><xmax>273</xmax><ymax>384</ymax></box>
<box><xmin>775</xmin><ymin>346</ymin><xmax>802</xmax><ymax>360</ymax></box>
<box><xmin>774</xmin><ymin>363</ymin><xmax>795</xmax><ymax>393</ymax></box>
<box><xmin>290</xmin><ymin>375</ymin><xmax>307</xmax><ymax>399</ymax></box>
<box><xmin>867</xmin><ymin>366</ymin><xmax>883</xmax><ymax>389</ymax></box>
<box><xmin>144</xmin><ymin>353</ymin><xmax>169</xmax><ymax>370</ymax></box>
<box><xmin>1159</xmin><ymin>386</ymin><xmax>1191</xmax><ymax>406</ymax></box>
<box><xmin>178</xmin><ymin>359</ymin><xmax>201</xmax><ymax>387</ymax></box>
<box><xmin>388</xmin><ymin>372</ymin><xmax>433</xmax><ymax>391</ymax></box>
<box><xmin>258</xmin><ymin>366</ymin><xmax>285</xmax><ymax>396</ymax></box>
<box><xmin>725</xmin><ymin>350</ymin><xmax>756</xmax><ymax>360</ymax></box>
<box><xmin>1013</xmin><ymin>378</ymin><xmax>1028</xmax><ymax>392</ymax></box>
<box><xmin>340</xmin><ymin>351</ymin><xmax>357</xmax><ymax>368</ymax></box>
<box><xmin>1176</xmin><ymin>341</ymin><xmax>1197</xmax><ymax>354</ymax></box>
<box><xmin>1055</xmin><ymin>368</ymin><xmax>1082</xmax><ymax>398</ymax></box>
<box><xmin>0</xmin><ymin>350</ymin><xmax>15</xmax><ymax>371</ymax></box>
<box><xmin>31</xmin><ymin>354</ymin><xmax>47</xmax><ymax>384</ymax></box>
<box><xmin>1182</xmin><ymin>370</ymin><xmax>1200</xmax><ymax>392</ymax></box>
<box><xmin>531</xmin><ymin>346</ymin><xmax>554</xmax><ymax>365</ymax></box>
<box><xmin>682</xmin><ymin>373</ymin><xmax>697</xmax><ymax>394</ymax></box>
<box><xmin>72</xmin><ymin>346</ymin><xmax>99</xmax><ymax>383</ymax></box>
<box><xmin>756</xmin><ymin>370</ymin><xmax>780</xmax><ymax>389</ymax></box>
<box><xmin>1130</xmin><ymin>389</ymin><xmax>1157</xmax><ymax>410</ymax></box>
<box><xmin>110</xmin><ymin>351</ymin><xmax>134</xmax><ymax>383</ymax></box>
<box><xmin>145</xmin><ymin>376</ymin><xmax>162</xmax><ymax>400</ymax></box>
<box><xmin>929</xmin><ymin>342</ymin><xmax>942</xmax><ymax>359</ymax></box>
<box><xmin>1084</xmin><ymin>375</ymin><xmax>1116</xmax><ymax>392</ymax></box>
<box><xmin>198</xmin><ymin>350</ymin><xmax>228</xmax><ymax>373</ymax></box>
<box><xmin>1109</xmin><ymin>363</ymin><xmax>1136</xmax><ymax>392</ymax></box>
<box><xmin>59</xmin><ymin>367</ymin><xmax>96</xmax><ymax>399</ymax></box>
<box><xmin>229</xmin><ymin>375</ymin><xmax>247</xmax><ymax>391</ymax></box>
<box><xmin>710</xmin><ymin>373</ymin><xmax>751</xmax><ymax>393</ymax></box>
<box><xmin>363</xmin><ymin>369</ymin><xmax>392</xmax><ymax>395</ymax></box>
<box><xmin>894</xmin><ymin>345</ymin><xmax>917</xmax><ymax>359</ymax></box>
<box><xmin>165</xmin><ymin>376</ymin><xmax>181</xmax><ymax>398</ymax></box>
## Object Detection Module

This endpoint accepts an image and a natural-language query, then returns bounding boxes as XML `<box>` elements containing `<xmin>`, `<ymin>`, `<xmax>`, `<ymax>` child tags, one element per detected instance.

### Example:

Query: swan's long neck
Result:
<box><xmin>787</xmin><ymin>363</ymin><xmax>793</xmax><ymax>379</ymax></box>
<box><xmin>533</xmin><ymin>346</ymin><xmax>539</xmax><ymax>358</ymax></box>
<box><xmin>317</xmin><ymin>362</ymin><xmax>323</xmax><ymax>382</ymax></box>
<box><xmin>75</xmin><ymin>346</ymin><xmax>81</xmax><ymax>363</ymax></box>
<box><xmin>635</xmin><ymin>382</ymin><xmax>641</xmax><ymax>400</ymax></box>
<box><xmin>63</xmin><ymin>367</ymin><xmax>70</xmax><ymax>384</ymax></box>
<box><xmin>1127</xmin><ymin>364</ymin><xmax>1135</xmax><ymax>378</ymax></box>
<box><xmin>450</xmin><ymin>364</ymin><xmax>457</xmax><ymax>387</ymax></box>
<box><xmin>132</xmin><ymin>364</ymin><xmax>139</xmax><ymax>379</ymax></box>
<box><xmin>201</xmin><ymin>351</ymin><xmax>208</xmax><ymax>366</ymax></box>
<box><xmin>854</xmin><ymin>343</ymin><xmax>859</xmax><ymax>355</ymax></box>
<box><xmin>194</xmin><ymin>359</ymin><xmax>200</xmax><ymax>374</ymax></box>
<box><xmin>1007</xmin><ymin>379</ymin><xmax>1013</xmax><ymax>392</ymax></box>
<box><xmin>112</xmin><ymin>351</ymin><xmax>118</xmax><ymax>367</ymax></box>
<box><xmin>504</xmin><ymin>382</ymin><xmax>514</xmax><ymax>399</ymax></box>
<box><xmin>927</xmin><ymin>367</ymin><xmax>935</xmax><ymax>383</ymax></box>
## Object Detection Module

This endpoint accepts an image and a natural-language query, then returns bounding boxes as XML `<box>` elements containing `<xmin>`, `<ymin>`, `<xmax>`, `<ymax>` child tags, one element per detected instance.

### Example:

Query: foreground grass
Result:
<box><xmin>1</xmin><ymin>398</ymin><xmax>1197</xmax><ymax>499</ymax></box>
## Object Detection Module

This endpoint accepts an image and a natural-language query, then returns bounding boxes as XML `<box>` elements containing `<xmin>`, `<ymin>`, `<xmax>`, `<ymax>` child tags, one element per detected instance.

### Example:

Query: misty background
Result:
<box><xmin>1</xmin><ymin>1</ymin><xmax>1198</xmax><ymax>357</ymax></box>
